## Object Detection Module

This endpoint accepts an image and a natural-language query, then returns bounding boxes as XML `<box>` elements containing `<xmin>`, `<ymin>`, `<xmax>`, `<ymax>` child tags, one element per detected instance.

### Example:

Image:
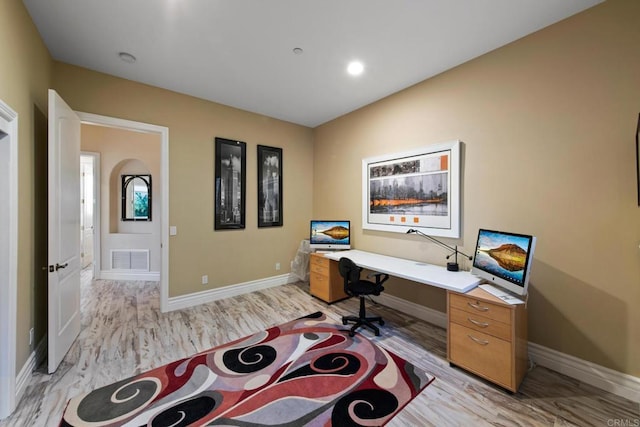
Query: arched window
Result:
<box><xmin>121</xmin><ymin>174</ymin><xmax>151</xmax><ymax>221</ymax></box>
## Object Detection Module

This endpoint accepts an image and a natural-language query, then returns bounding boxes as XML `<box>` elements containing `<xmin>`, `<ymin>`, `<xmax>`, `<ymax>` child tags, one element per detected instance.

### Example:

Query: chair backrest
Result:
<box><xmin>338</xmin><ymin>257</ymin><xmax>361</xmax><ymax>284</ymax></box>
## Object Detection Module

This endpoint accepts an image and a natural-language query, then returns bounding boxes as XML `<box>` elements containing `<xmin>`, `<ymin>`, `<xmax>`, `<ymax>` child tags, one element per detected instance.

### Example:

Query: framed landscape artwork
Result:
<box><xmin>362</xmin><ymin>140</ymin><xmax>461</xmax><ymax>238</ymax></box>
<box><xmin>257</xmin><ymin>145</ymin><xmax>283</xmax><ymax>227</ymax></box>
<box><xmin>215</xmin><ymin>137</ymin><xmax>246</xmax><ymax>230</ymax></box>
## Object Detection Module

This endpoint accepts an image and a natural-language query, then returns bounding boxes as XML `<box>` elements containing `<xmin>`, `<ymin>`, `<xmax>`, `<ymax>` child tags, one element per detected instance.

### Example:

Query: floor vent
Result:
<box><xmin>110</xmin><ymin>249</ymin><xmax>149</xmax><ymax>271</ymax></box>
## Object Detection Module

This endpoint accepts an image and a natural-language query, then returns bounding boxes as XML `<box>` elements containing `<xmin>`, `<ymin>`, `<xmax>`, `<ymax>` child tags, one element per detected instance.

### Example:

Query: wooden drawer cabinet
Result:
<box><xmin>448</xmin><ymin>307</ymin><xmax>511</xmax><ymax>341</ymax></box>
<box><xmin>309</xmin><ymin>253</ymin><xmax>348</xmax><ymax>303</ymax></box>
<box><xmin>447</xmin><ymin>288</ymin><xmax>528</xmax><ymax>392</ymax></box>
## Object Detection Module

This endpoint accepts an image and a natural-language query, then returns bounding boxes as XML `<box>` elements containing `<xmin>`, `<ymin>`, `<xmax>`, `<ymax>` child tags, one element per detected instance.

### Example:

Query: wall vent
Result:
<box><xmin>110</xmin><ymin>249</ymin><xmax>149</xmax><ymax>271</ymax></box>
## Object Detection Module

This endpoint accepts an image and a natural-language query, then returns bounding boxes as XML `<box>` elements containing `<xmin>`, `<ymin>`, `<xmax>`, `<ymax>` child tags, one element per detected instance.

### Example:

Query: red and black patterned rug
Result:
<box><xmin>60</xmin><ymin>312</ymin><xmax>434</xmax><ymax>426</ymax></box>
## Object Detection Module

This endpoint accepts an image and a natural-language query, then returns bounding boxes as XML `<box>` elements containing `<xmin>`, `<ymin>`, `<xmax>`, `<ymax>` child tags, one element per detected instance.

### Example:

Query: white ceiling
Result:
<box><xmin>23</xmin><ymin>0</ymin><xmax>602</xmax><ymax>128</ymax></box>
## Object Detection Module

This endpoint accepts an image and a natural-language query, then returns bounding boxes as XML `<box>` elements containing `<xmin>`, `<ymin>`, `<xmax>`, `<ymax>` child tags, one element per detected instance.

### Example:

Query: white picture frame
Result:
<box><xmin>362</xmin><ymin>140</ymin><xmax>461</xmax><ymax>238</ymax></box>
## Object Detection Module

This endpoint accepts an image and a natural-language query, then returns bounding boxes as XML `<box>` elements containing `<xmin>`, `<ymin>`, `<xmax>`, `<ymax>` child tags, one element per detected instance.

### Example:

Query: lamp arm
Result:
<box><xmin>406</xmin><ymin>229</ymin><xmax>473</xmax><ymax>260</ymax></box>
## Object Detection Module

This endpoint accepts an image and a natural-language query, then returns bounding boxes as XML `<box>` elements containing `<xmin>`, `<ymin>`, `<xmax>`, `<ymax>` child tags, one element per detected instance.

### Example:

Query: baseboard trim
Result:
<box><xmin>375</xmin><ymin>292</ymin><xmax>447</xmax><ymax>329</ymax></box>
<box><xmin>34</xmin><ymin>335</ymin><xmax>47</xmax><ymax>368</ymax></box>
<box><xmin>529</xmin><ymin>342</ymin><xmax>639</xmax><ymax>403</ymax></box>
<box><xmin>14</xmin><ymin>356</ymin><xmax>33</xmax><ymax>407</ymax></box>
<box><xmin>15</xmin><ymin>336</ymin><xmax>46</xmax><ymax>405</ymax></box>
<box><xmin>166</xmin><ymin>273</ymin><xmax>296</xmax><ymax>312</ymax></box>
<box><xmin>99</xmin><ymin>270</ymin><xmax>160</xmax><ymax>281</ymax></box>
<box><xmin>375</xmin><ymin>295</ymin><xmax>639</xmax><ymax>402</ymax></box>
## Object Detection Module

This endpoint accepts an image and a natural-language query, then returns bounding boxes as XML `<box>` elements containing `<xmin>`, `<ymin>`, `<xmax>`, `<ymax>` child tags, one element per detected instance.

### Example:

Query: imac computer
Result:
<box><xmin>471</xmin><ymin>228</ymin><xmax>536</xmax><ymax>297</ymax></box>
<box><xmin>309</xmin><ymin>220</ymin><xmax>351</xmax><ymax>251</ymax></box>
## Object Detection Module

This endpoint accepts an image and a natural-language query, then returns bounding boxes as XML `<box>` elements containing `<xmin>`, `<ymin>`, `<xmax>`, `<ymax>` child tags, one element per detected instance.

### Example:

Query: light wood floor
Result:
<box><xmin>1</xmin><ymin>274</ymin><xmax>638</xmax><ymax>426</ymax></box>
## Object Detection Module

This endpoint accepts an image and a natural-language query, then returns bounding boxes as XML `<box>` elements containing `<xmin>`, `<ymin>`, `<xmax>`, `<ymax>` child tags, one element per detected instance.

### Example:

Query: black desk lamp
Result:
<box><xmin>406</xmin><ymin>228</ymin><xmax>473</xmax><ymax>272</ymax></box>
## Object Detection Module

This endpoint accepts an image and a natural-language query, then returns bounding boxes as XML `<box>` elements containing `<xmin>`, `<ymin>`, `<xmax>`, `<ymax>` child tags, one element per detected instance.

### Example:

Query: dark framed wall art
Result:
<box><xmin>257</xmin><ymin>145</ymin><xmax>283</xmax><ymax>227</ymax></box>
<box><xmin>215</xmin><ymin>137</ymin><xmax>246</xmax><ymax>230</ymax></box>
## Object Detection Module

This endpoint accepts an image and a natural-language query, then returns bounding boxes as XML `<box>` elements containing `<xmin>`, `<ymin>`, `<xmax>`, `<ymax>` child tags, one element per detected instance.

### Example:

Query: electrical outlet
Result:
<box><xmin>202</xmin><ymin>275</ymin><xmax>208</xmax><ymax>285</ymax></box>
<box><xmin>275</xmin><ymin>262</ymin><xmax>281</xmax><ymax>271</ymax></box>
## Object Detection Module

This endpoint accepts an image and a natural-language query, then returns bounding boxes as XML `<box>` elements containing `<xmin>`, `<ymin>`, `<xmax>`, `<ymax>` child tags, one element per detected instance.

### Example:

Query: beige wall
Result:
<box><xmin>0</xmin><ymin>0</ymin><xmax>52</xmax><ymax>374</ymax></box>
<box><xmin>53</xmin><ymin>63</ymin><xmax>315</xmax><ymax>297</ymax></box>
<box><xmin>3</xmin><ymin>0</ymin><xmax>639</xmax><ymax>382</ymax></box>
<box><xmin>314</xmin><ymin>0</ymin><xmax>640</xmax><ymax>376</ymax></box>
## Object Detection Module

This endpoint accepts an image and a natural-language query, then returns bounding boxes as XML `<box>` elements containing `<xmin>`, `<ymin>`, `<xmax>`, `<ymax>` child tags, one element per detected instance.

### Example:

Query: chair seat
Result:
<box><xmin>348</xmin><ymin>280</ymin><xmax>383</xmax><ymax>296</ymax></box>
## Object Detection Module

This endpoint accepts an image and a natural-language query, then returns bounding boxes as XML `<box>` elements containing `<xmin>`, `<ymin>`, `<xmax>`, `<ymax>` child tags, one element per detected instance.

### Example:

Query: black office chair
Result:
<box><xmin>338</xmin><ymin>257</ymin><xmax>389</xmax><ymax>337</ymax></box>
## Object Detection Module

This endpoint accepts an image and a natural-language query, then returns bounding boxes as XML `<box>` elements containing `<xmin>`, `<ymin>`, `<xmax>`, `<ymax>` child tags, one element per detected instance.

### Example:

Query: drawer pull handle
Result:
<box><xmin>467</xmin><ymin>302</ymin><xmax>489</xmax><ymax>312</ymax></box>
<box><xmin>467</xmin><ymin>335</ymin><xmax>489</xmax><ymax>346</ymax></box>
<box><xmin>467</xmin><ymin>317</ymin><xmax>489</xmax><ymax>328</ymax></box>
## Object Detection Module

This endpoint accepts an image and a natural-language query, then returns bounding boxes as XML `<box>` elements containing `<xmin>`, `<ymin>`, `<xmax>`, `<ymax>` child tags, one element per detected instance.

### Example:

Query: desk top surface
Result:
<box><xmin>323</xmin><ymin>249</ymin><xmax>480</xmax><ymax>293</ymax></box>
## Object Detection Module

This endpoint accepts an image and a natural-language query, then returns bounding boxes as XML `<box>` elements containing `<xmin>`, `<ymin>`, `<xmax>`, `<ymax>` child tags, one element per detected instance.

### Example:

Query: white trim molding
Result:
<box><xmin>375</xmin><ymin>292</ymin><xmax>447</xmax><ymax>329</ymax></box>
<box><xmin>0</xmin><ymin>99</ymin><xmax>18</xmax><ymax>419</ymax></box>
<box><xmin>99</xmin><ymin>270</ymin><xmax>161</xmax><ymax>282</ymax></box>
<box><xmin>529</xmin><ymin>342</ymin><xmax>640</xmax><ymax>403</ymax></box>
<box><xmin>166</xmin><ymin>273</ymin><xmax>297</xmax><ymax>312</ymax></box>
<box><xmin>15</xmin><ymin>337</ymin><xmax>47</xmax><ymax>405</ymax></box>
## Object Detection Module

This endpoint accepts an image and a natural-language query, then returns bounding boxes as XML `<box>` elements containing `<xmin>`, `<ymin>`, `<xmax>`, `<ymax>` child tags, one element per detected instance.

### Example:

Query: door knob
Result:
<box><xmin>55</xmin><ymin>262</ymin><xmax>68</xmax><ymax>271</ymax></box>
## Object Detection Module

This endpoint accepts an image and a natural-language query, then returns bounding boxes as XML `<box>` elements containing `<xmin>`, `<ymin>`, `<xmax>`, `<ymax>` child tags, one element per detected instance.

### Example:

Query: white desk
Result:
<box><xmin>322</xmin><ymin>249</ymin><xmax>529</xmax><ymax>392</ymax></box>
<box><xmin>323</xmin><ymin>249</ymin><xmax>480</xmax><ymax>293</ymax></box>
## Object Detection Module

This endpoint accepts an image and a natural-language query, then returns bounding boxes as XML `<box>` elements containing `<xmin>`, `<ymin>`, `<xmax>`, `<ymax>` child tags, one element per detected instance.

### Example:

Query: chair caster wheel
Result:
<box><xmin>349</xmin><ymin>331</ymin><xmax>355</xmax><ymax>337</ymax></box>
<box><xmin>379</xmin><ymin>320</ymin><xmax>385</xmax><ymax>326</ymax></box>
<box><xmin>342</xmin><ymin>319</ymin><xmax>348</xmax><ymax>325</ymax></box>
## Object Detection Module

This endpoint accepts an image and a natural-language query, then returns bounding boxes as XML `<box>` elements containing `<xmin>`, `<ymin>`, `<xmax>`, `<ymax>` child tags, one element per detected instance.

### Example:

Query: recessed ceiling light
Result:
<box><xmin>292</xmin><ymin>47</ymin><xmax>304</xmax><ymax>55</ymax></box>
<box><xmin>347</xmin><ymin>61</ymin><xmax>364</xmax><ymax>76</ymax></box>
<box><xmin>118</xmin><ymin>52</ymin><xmax>137</xmax><ymax>64</ymax></box>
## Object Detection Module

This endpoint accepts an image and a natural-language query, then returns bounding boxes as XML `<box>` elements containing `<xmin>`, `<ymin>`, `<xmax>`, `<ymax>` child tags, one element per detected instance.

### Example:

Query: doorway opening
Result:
<box><xmin>77</xmin><ymin>113</ymin><xmax>169</xmax><ymax>310</ymax></box>
<box><xmin>80</xmin><ymin>153</ymin><xmax>99</xmax><ymax>280</ymax></box>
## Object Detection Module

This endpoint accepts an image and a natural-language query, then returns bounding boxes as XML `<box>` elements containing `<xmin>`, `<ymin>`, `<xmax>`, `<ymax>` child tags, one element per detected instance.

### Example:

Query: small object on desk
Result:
<box><xmin>479</xmin><ymin>284</ymin><xmax>525</xmax><ymax>305</ymax></box>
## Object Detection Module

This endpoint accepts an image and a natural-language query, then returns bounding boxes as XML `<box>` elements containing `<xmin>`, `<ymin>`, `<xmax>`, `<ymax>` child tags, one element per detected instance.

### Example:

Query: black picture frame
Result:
<box><xmin>215</xmin><ymin>137</ymin><xmax>246</xmax><ymax>230</ymax></box>
<box><xmin>121</xmin><ymin>174</ymin><xmax>152</xmax><ymax>221</ymax></box>
<box><xmin>257</xmin><ymin>145</ymin><xmax>283</xmax><ymax>227</ymax></box>
<box><xmin>636</xmin><ymin>113</ymin><xmax>640</xmax><ymax>206</ymax></box>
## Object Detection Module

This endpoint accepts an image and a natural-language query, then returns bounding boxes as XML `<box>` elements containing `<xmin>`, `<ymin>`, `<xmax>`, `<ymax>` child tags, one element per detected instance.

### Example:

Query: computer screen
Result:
<box><xmin>471</xmin><ymin>228</ymin><xmax>536</xmax><ymax>296</ymax></box>
<box><xmin>309</xmin><ymin>220</ymin><xmax>351</xmax><ymax>251</ymax></box>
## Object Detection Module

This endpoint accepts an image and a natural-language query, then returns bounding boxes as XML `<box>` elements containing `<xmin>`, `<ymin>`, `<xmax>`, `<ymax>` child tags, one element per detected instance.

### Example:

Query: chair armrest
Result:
<box><xmin>366</xmin><ymin>271</ymin><xmax>389</xmax><ymax>285</ymax></box>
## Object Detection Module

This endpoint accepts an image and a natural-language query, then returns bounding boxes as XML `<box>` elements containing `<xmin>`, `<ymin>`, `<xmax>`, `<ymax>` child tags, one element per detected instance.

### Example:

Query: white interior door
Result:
<box><xmin>48</xmin><ymin>89</ymin><xmax>81</xmax><ymax>373</ymax></box>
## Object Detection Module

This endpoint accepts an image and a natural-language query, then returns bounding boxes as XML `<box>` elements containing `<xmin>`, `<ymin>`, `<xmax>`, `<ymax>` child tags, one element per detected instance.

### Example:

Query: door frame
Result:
<box><xmin>0</xmin><ymin>100</ymin><xmax>18</xmax><ymax>418</ymax></box>
<box><xmin>77</xmin><ymin>112</ymin><xmax>169</xmax><ymax>311</ymax></box>
<box><xmin>80</xmin><ymin>152</ymin><xmax>100</xmax><ymax>279</ymax></box>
